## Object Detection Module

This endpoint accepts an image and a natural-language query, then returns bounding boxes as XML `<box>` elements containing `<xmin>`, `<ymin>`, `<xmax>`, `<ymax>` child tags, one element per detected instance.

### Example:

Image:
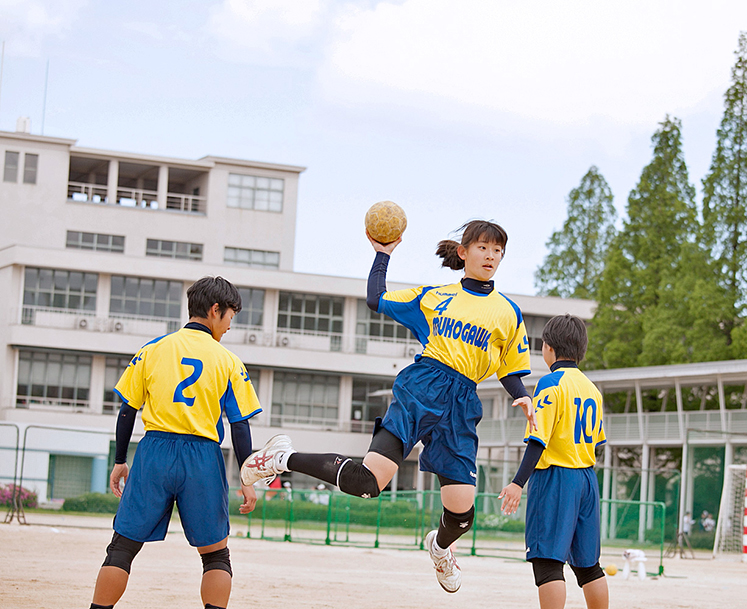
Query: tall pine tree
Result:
<box><xmin>702</xmin><ymin>31</ymin><xmax>747</xmax><ymax>349</ymax></box>
<box><xmin>534</xmin><ymin>166</ymin><xmax>616</xmax><ymax>299</ymax></box>
<box><xmin>588</xmin><ymin>117</ymin><xmax>700</xmax><ymax>368</ymax></box>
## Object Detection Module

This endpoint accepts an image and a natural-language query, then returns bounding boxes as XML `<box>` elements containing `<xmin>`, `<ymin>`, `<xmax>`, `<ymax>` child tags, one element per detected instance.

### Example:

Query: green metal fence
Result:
<box><xmin>239</xmin><ymin>488</ymin><xmax>666</xmax><ymax>574</ymax></box>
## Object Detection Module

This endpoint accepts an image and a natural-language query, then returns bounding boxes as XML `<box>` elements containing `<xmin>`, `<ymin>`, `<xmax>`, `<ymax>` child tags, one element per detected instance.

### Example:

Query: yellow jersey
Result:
<box><xmin>114</xmin><ymin>326</ymin><xmax>261</xmax><ymax>443</ymax></box>
<box><xmin>525</xmin><ymin>363</ymin><xmax>606</xmax><ymax>469</ymax></box>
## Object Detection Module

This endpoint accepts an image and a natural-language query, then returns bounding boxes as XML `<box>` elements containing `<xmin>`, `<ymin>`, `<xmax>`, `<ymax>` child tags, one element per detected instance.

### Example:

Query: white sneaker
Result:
<box><xmin>240</xmin><ymin>434</ymin><xmax>294</xmax><ymax>486</ymax></box>
<box><xmin>424</xmin><ymin>530</ymin><xmax>462</xmax><ymax>593</ymax></box>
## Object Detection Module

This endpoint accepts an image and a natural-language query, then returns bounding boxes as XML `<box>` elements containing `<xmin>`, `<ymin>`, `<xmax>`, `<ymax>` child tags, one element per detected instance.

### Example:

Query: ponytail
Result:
<box><xmin>436</xmin><ymin>239</ymin><xmax>465</xmax><ymax>270</ymax></box>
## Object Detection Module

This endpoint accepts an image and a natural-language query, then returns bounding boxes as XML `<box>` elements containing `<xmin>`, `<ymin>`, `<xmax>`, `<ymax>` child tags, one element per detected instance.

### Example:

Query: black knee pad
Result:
<box><xmin>531</xmin><ymin>558</ymin><xmax>565</xmax><ymax>587</ymax></box>
<box><xmin>102</xmin><ymin>532</ymin><xmax>143</xmax><ymax>574</ymax></box>
<box><xmin>436</xmin><ymin>506</ymin><xmax>475</xmax><ymax>548</ymax></box>
<box><xmin>570</xmin><ymin>563</ymin><xmax>605</xmax><ymax>587</ymax></box>
<box><xmin>367</xmin><ymin>420</ymin><xmax>404</xmax><ymax>467</ymax></box>
<box><xmin>337</xmin><ymin>460</ymin><xmax>381</xmax><ymax>498</ymax></box>
<box><xmin>201</xmin><ymin>547</ymin><xmax>232</xmax><ymax>577</ymax></box>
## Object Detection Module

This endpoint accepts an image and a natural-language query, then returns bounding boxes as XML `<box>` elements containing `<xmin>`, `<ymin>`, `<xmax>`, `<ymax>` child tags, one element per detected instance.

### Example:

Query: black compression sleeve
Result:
<box><xmin>500</xmin><ymin>374</ymin><xmax>531</xmax><ymax>400</ymax></box>
<box><xmin>231</xmin><ymin>419</ymin><xmax>253</xmax><ymax>470</ymax></box>
<box><xmin>366</xmin><ymin>251</ymin><xmax>390</xmax><ymax>311</ymax></box>
<box><xmin>511</xmin><ymin>440</ymin><xmax>545</xmax><ymax>488</ymax></box>
<box><xmin>115</xmin><ymin>404</ymin><xmax>137</xmax><ymax>464</ymax></box>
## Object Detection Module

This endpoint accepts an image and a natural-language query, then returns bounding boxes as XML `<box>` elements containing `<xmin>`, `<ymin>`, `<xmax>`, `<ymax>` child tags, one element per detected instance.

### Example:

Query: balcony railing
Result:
<box><xmin>477</xmin><ymin>410</ymin><xmax>747</xmax><ymax>446</ymax></box>
<box><xmin>67</xmin><ymin>182</ymin><xmax>206</xmax><ymax>214</ymax></box>
<box><xmin>18</xmin><ymin>307</ymin><xmax>180</xmax><ymax>336</ymax></box>
<box><xmin>15</xmin><ymin>307</ymin><xmax>423</xmax><ymax>360</ymax></box>
<box><xmin>16</xmin><ymin>395</ymin><xmax>91</xmax><ymax>413</ymax></box>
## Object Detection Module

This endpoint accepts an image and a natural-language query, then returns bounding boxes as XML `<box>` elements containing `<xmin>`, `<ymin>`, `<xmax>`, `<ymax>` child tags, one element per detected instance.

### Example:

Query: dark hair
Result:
<box><xmin>541</xmin><ymin>314</ymin><xmax>588</xmax><ymax>363</ymax></box>
<box><xmin>187</xmin><ymin>276</ymin><xmax>242</xmax><ymax>319</ymax></box>
<box><xmin>436</xmin><ymin>220</ymin><xmax>509</xmax><ymax>270</ymax></box>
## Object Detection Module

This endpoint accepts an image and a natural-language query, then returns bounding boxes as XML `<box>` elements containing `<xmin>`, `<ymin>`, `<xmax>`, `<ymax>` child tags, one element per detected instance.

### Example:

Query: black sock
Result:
<box><xmin>90</xmin><ymin>604</ymin><xmax>114</xmax><ymax>609</ymax></box>
<box><xmin>287</xmin><ymin>453</ymin><xmax>349</xmax><ymax>487</ymax></box>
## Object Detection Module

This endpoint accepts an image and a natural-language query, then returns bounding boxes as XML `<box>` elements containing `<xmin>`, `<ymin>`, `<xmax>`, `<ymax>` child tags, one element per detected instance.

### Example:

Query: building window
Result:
<box><xmin>351</xmin><ymin>378</ymin><xmax>391</xmax><ymax>433</ymax></box>
<box><xmin>277</xmin><ymin>292</ymin><xmax>344</xmax><ymax>334</ymax></box>
<box><xmin>4</xmin><ymin>151</ymin><xmax>19</xmax><ymax>182</ymax></box>
<box><xmin>146</xmin><ymin>239</ymin><xmax>203</xmax><ymax>261</ymax></box>
<box><xmin>23</xmin><ymin>268</ymin><xmax>98</xmax><ymax>311</ymax></box>
<box><xmin>524</xmin><ymin>314</ymin><xmax>551</xmax><ymax>353</ymax></box>
<box><xmin>234</xmin><ymin>287</ymin><xmax>265</xmax><ymax>327</ymax></box>
<box><xmin>109</xmin><ymin>276</ymin><xmax>182</xmax><ymax>320</ymax></box>
<box><xmin>66</xmin><ymin>231</ymin><xmax>125</xmax><ymax>253</ymax></box>
<box><xmin>103</xmin><ymin>356</ymin><xmax>132</xmax><ymax>413</ymax></box>
<box><xmin>271</xmin><ymin>371</ymin><xmax>339</xmax><ymax>427</ymax></box>
<box><xmin>23</xmin><ymin>153</ymin><xmax>38</xmax><ymax>184</ymax></box>
<box><xmin>16</xmin><ymin>349</ymin><xmax>92</xmax><ymax>408</ymax></box>
<box><xmin>224</xmin><ymin>247</ymin><xmax>280</xmax><ymax>269</ymax></box>
<box><xmin>356</xmin><ymin>299</ymin><xmax>416</xmax><ymax>343</ymax></box>
<box><xmin>227</xmin><ymin>173</ymin><xmax>284</xmax><ymax>212</ymax></box>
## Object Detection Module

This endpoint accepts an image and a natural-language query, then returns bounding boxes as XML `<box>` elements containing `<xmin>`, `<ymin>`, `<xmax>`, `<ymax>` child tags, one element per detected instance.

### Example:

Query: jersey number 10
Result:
<box><xmin>574</xmin><ymin>397</ymin><xmax>597</xmax><ymax>445</ymax></box>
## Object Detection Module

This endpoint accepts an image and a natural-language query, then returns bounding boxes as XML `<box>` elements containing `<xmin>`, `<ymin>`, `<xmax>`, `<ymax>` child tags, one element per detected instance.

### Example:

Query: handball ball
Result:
<box><xmin>365</xmin><ymin>200</ymin><xmax>407</xmax><ymax>245</ymax></box>
<box><xmin>604</xmin><ymin>564</ymin><xmax>618</xmax><ymax>576</ymax></box>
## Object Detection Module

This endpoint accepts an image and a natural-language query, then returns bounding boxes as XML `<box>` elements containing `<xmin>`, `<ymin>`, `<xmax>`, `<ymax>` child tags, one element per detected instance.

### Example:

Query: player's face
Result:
<box><xmin>211</xmin><ymin>307</ymin><xmax>235</xmax><ymax>341</ymax></box>
<box><xmin>458</xmin><ymin>238</ymin><xmax>503</xmax><ymax>282</ymax></box>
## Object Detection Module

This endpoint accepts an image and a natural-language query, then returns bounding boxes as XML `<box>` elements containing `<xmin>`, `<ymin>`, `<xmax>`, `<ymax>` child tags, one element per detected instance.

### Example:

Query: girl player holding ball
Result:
<box><xmin>242</xmin><ymin>219</ymin><xmax>537</xmax><ymax>593</ymax></box>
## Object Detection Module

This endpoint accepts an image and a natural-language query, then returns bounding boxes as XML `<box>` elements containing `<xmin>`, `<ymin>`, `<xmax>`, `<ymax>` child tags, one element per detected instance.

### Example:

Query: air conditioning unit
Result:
<box><xmin>246</xmin><ymin>333</ymin><xmax>258</xmax><ymax>344</ymax></box>
<box><xmin>277</xmin><ymin>336</ymin><xmax>290</xmax><ymax>347</ymax></box>
<box><xmin>78</xmin><ymin>318</ymin><xmax>89</xmax><ymax>329</ymax></box>
<box><xmin>407</xmin><ymin>347</ymin><xmax>418</xmax><ymax>357</ymax></box>
<box><xmin>113</xmin><ymin>322</ymin><xmax>124</xmax><ymax>332</ymax></box>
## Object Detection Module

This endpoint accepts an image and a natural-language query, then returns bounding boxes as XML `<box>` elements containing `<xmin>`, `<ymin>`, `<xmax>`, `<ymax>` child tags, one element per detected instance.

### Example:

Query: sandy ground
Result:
<box><xmin>1</xmin><ymin>512</ymin><xmax>746</xmax><ymax>609</ymax></box>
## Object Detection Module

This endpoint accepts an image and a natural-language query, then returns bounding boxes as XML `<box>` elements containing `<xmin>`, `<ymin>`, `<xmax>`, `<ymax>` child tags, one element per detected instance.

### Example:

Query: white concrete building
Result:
<box><xmin>0</xmin><ymin>126</ymin><xmax>596</xmax><ymax>505</ymax></box>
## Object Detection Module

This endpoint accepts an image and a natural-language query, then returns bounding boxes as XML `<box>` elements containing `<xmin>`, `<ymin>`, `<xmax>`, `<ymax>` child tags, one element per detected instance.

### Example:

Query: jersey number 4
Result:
<box><xmin>574</xmin><ymin>397</ymin><xmax>597</xmax><ymax>444</ymax></box>
<box><xmin>174</xmin><ymin>357</ymin><xmax>204</xmax><ymax>407</ymax></box>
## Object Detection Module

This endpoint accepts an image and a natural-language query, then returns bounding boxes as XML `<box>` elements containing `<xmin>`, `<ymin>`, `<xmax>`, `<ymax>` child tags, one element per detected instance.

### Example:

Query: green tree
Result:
<box><xmin>702</xmin><ymin>31</ymin><xmax>747</xmax><ymax>347</ymax></box>
<box><xmin>534</xmin><ymin>166</ymin><xmax>617</xmax><ymax>299</ymax></box>
<box><xmin>588</xmin><ymin>117</ymin><xmax>700</xmax><ymax>368</ymax></box>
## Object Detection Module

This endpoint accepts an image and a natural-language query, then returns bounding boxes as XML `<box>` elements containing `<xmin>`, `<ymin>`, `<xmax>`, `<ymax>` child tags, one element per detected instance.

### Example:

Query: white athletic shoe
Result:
<box><xmin>240</xmin><ymin>434</ymin><xmax>294</xmax><ymax>486</ymax></box>
<box><xmin>424</xmin><ymin>530</ymin><xmax>462</xmax><ymax>593</ymax></box>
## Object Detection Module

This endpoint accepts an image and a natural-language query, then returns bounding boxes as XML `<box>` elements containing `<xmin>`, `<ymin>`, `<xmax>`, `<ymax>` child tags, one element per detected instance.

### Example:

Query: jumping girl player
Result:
<box><xmin>241</xmin><ymin>220</ymin><xmax>537</xmax><ymax>593</ymax></box>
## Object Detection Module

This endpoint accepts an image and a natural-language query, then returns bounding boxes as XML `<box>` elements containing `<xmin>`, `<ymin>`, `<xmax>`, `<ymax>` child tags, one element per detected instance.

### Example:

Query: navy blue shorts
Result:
<box><xmin>114</xmin><ymin>431</ymin><xmax>229</xmax><ymax>547</ymax></box>
<box><xmin>380</xmin><ymin>356</ymin><xmax>482</xmax><ymax>485</ymax></box>
<box><xmin>525</xmin><ymin>466</ymin><xmax>601</xmax><ymax>567</ymax></box>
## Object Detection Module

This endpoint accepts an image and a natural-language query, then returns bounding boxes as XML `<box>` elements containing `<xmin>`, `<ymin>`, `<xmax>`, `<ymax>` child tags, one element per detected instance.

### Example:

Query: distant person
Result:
<box><xmin>242</xmin><ymin>219</ymin><xmax>537</xmax><ymax>593</ymax></box>
<box><xmin>499</xmin><ymin>315</ymin><xmax>608</xmax><ymax>609</ymax></box>
<box><xmin>682</xmin><ymin>511</ymin><xmax>694</xmax><ymax>535</ymax></box>
<box><xmin>88</xmin><ymin>276</ymin><xmax>262</xmax><ymax>609</ymax></box>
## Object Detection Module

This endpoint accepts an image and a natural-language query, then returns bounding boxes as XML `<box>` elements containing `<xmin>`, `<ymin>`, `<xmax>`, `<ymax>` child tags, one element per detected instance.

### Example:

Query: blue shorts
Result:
<box><xmin>380</xmin><ymin>356</ymin><xmax>482</xmax><ymax>485</ymax></box>
<box><xmin>114</xmin><ymin>431</ymin><xmax>229</xmax><ymax>547</ymax></box>
<box><xmin>525</xmin><ymin>466</ymin><xmax>601</xmax><ymax>567</ymax></box>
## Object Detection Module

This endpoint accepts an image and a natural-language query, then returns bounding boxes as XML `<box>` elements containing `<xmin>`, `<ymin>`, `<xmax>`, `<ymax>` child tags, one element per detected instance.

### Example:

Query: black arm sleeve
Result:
<box><xmin>115</xmin><ymin>403</ymin><xmax>138</xmax><ymax>464</ymax></box>
<box><xmin>500</xmin><ymin>374</ymin><xmax>531</xmax><ymax>400</ymax></box>
<box><xmin>511</xmin><ymin>439</ymin><xmax>545</xmax><ymax>488</ymax></box>
<box><xmin>366</xmin><ymin>251</ymin><xmax>390</xmax><ymax>311</ymax></box>
<box><xmin>231</xmin><ymin>419</ymin><xmax>253</xmax><ymax>470</ymax></box>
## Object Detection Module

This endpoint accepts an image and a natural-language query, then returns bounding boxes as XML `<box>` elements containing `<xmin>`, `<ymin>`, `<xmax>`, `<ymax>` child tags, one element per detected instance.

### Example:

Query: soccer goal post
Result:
<box><xmin>713</xmin><ymin>464</ymin><xmax>747</xmax><ymax>561</ymax></box>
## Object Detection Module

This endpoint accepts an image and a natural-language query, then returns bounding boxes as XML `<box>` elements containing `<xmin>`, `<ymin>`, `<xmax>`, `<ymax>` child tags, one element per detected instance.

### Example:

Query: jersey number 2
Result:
<box><xmin>574</xmin><ymin>397</ymin><xmax>597</xmax><ymax>444</ymax></box>
<box><xmin>174</xmin><ymin>358</ymin><xmax>203</xmax><ymax>407</ymax></box>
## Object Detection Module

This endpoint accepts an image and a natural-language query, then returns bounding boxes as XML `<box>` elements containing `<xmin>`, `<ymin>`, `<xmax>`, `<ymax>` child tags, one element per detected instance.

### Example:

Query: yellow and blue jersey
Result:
<box><xmin>114</xmin><ymin>327</ymin><xmax>262</xmax><ymax>443</ymax></box>
<box><xmin>377</xmin><ymin>280</ymin><xmax>531</xmax><ymax>383</ymax></box>
<box><xmin>525</xmin><ymin>363</ymin><xmax>606</xmax><ymax>469</ymax></box>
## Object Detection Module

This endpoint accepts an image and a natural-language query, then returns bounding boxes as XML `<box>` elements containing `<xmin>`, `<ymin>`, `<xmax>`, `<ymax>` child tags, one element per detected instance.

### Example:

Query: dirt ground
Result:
<box><xmin>1</xmin><ymin>512</ymin><xmax>746</xmax><ymax>609</ymax></box>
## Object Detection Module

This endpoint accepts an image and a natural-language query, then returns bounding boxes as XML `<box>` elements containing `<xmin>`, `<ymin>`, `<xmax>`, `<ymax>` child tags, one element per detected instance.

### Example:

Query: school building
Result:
<box><xmin>1</xmin><ymin>124</ymin><xmax>745</xmax><ymax>536</ymax></box>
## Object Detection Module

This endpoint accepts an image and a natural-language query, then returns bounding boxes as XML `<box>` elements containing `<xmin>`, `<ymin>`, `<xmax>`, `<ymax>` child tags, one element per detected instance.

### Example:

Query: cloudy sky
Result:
<box><xmin>1</xmin><ymin>1</ymin><xmax>746</xmax><ymax>295</ymax></box>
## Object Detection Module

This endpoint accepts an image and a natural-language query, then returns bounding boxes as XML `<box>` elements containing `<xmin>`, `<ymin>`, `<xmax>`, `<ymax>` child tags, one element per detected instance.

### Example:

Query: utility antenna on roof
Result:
<box><xmin>41</xmin><ymin>59</ymin><xmax>49</xmax><ymax>135</ymax></box>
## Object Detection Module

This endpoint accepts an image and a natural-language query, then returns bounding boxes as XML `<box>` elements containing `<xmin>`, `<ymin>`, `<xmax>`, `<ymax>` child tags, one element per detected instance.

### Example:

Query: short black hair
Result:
<box><xmin>187</xmin><ymin>276</ymin><xmax>242</xmax><ymax>319</ymax></box>
<box><xmin>541</xmin><ymin>314</ymin><xmax>588</xmax><ymax>363</ymax></box>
